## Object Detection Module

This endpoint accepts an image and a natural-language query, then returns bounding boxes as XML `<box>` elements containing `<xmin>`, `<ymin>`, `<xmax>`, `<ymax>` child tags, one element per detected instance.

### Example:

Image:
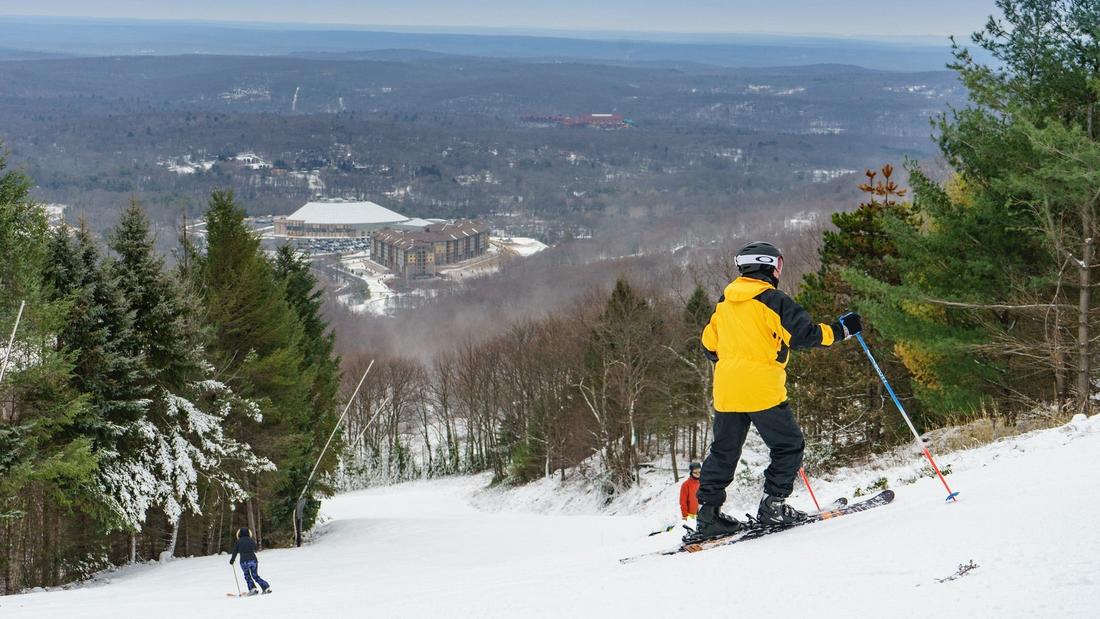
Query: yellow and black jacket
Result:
<box><xmin>702</xmin><ymin>276</ymin><xmax>839</xmax><ymax>412</ymax></box>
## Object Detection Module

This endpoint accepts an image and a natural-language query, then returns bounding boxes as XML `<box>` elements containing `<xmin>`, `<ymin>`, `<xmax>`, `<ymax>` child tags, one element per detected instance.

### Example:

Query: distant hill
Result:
<box><xmin>0</xmin><ymin>16</ymin><xmax>981</xmax><ymax>72</ymax></box>
<box><xmin>0</xmin><ymin>46</ymin><xmax>72</xmax><ymax>61</ymax></box>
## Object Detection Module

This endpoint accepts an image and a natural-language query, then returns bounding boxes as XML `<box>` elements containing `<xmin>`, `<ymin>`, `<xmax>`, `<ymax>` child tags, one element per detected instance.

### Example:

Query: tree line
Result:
<box><xmin>0</xmin><ymin>173</ymin><xmax>340</xmax><ymax>594</ymax></box>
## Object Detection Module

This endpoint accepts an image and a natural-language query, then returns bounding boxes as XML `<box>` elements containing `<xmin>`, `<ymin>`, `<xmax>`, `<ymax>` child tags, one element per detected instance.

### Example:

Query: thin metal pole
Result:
<box><xmin>0</xmin><ymin>300</ymin><xmax>26</xmax><ymax>385</ymax></box>
<box><xmin>855</xmin><ymin>333</ymin><xmax>959</xmax><ymax>502</ymax></box>
<box><xmin>348</xmin><ymin>395</ymin><xmax>393</xmax><ymax>451</ymax></box>
<box><xmin>293</xmin><ymin>359</ymin><xmax>374</xmax><ymax>545</ymax></box>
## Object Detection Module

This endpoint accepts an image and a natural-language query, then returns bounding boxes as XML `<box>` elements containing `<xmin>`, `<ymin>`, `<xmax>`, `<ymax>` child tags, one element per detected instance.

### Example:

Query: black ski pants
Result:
<box><xmin>696</xmin><ymin>402</ymin><xmax>805</xmax><ymax>506</ymax></box>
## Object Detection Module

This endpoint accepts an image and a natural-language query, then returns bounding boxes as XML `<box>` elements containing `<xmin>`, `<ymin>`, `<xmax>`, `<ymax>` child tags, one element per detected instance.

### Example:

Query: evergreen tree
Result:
<box><xmin>665</xmin><ymin>285</ymin><xmax>714</xmax><ymax>463</ymax></box>
<box><xmin>0</xmin><ymin>149</ymin><xmax>99</xmax><ymax>591</ymax></box>
<box><xmin>109</xmin><ymin>200</ymin><xmax>196</xmax><ymax>388</ymax></box>
<box><xmin>580</xmin><ymin>278</ymin><xmax>665</xmax><ymax>487</ymax></box>
<box><xmin>273</xmin><ymin>245</ymin><xmax>341</xmax><ymax>528</ymax></box>
<box><xmin>102</xmin><ymin>201</ymin><xmax>271</xmax><ymax>554</ymax></box>
<box><xmin>845</xmin><ymin>1</ymin><xmax>1100</xmax><ymax>419</ymax></box>
<box><xmin>193</xmin><ymin>190</ymin><xmax>331</xmax><ymax>543</ymax></box>
<box><xmin>44</xmin><ymin>224</ymin><xmax>152</xmax><ymax>529</ymax></box>
<box><xmin>792</xmin><ymin>165</ymin><xmax>917</xmax><ymax>458</ymax></box>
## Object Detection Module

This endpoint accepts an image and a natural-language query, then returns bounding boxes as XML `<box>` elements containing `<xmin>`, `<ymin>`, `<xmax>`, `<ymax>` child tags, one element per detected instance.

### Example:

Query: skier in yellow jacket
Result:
<box><xmin>694</xmin><ymin>241</ymin><xmax>861</xmax><ymax>539</ymax></box>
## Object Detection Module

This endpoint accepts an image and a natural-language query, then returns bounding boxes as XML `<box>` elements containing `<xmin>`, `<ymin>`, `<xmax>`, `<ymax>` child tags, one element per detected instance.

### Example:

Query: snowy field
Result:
<box><xmin>4</xmin><ymin>414</ymin><xmax>1100</xmax><ymax>618</ymax></box>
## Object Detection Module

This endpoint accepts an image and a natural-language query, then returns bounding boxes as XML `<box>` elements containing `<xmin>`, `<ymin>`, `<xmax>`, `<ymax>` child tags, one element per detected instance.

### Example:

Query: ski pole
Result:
<box><xmin>854</xmin><ymin>332</ymin><xmax>959</xmax><ymax>502</ymax></box>
<box><xmin>231</xmin><ymin>562</ymin><xmax>241</xmax><ymax>597</ymax></box>
<box><xmin>798</xmin><ymin>467</ymin><xmax>821</xmax><ymax>511</ymax></box>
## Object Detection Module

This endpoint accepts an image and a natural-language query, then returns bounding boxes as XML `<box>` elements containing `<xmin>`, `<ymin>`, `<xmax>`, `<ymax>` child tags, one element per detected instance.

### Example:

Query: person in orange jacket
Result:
<box><xmin>679</xmin><ymin>462</ymin><xmax>701</xmax><ymax>525</ymax></box>
<box><xmin>694</xmin><ymin>241</ymin><xmax>861</xmax><ymax>539</ymax></box>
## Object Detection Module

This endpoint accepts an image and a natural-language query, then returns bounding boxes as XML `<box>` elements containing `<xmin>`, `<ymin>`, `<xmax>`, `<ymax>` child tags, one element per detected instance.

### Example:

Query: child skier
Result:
<box><xmin>229</xmin><ymin>527</ymin><xmax>272</xmax><ymax>595</ymax></box>
<box><xmin>694</xmin><ymin>241</ymin><xmax>860</xmax><ymax>539</ymax></box>
<box><xmin>679</xmin><ymin>462</ymin><xmax>701</xmax><ymax>525</ymax></box>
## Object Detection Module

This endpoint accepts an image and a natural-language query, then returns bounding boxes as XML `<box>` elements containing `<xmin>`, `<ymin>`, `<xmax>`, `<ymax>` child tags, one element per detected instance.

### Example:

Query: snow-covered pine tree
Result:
<box><xmin>45</xmin><ymin>224</ymin><xmax>153</xmax><ymax>525</ymax></box>
<box><xmin>104</xmin><ymin>200</ymin><xmax>273</xmax><ymax>560</ymax></box>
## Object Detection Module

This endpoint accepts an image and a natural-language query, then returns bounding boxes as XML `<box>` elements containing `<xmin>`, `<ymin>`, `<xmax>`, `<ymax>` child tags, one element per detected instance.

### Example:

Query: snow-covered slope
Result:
<box><xmin>5</xmin><ymin>415</ymin><xmax>1099</xmax><ymax>618</ymax></box>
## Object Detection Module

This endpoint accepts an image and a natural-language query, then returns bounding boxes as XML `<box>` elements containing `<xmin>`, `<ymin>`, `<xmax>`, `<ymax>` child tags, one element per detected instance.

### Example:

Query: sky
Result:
<box><xmin>0</xmin><ymin>0</ymin><xmax>998</xmax><ymax>38</ymax></box>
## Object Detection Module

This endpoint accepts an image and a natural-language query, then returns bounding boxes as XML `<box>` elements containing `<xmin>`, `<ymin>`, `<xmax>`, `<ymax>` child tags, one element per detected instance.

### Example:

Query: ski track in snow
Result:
<box><xmin>4</xmin><ymin>414</ymin><xmax>1100</xmax><ymax>618</ymax></box>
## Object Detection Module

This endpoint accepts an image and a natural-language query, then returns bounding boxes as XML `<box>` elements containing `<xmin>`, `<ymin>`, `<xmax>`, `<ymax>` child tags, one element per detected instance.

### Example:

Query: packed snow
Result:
<box><xmin>5</xmin><ymin>414</ymin><xmax>1099</xmax><ymax>618</ymax></box>
<box><xmin>495</xmin><ymin>236</ymin><xmax>548</xmax><ymax>257</ymax></box>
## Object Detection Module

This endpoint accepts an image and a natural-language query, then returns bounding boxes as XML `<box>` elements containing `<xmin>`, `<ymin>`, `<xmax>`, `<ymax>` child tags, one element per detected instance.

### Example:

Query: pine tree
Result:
<box><xmin>0</xmin><ymin>148</ymin><xmax>99</xmax><ymax>591</ymax></box>
<box><xmin>579</xmin><ymin>278</ymin><xmax>665</xmax><ymax>487</ymax></box>
<box><xmin>109</xmin><ymin>200</ymin><xmax>196</xmax><ymax>387</ymax></box>
<box><xmin>272</xmin><ymin>245</ymin><xmax>340</xmax><ymax>530</ymax></box>
<box><xmin>193</xmin><ymin>190</ymin><xmax>328</xmax><ymax>544</ymax></box>
<box><xmin>102</xmin><ymin>200</ymin><xmax>272</xmax><ymax>556</ymax></box>
<box><xmin>844</xmin><ymin>1</ymin><xmax>1100</xmax><ymax>419</ymax></box>
<box><xmin>792</xmin><ymin>165</ymin><xmax>917</xmax><ymax>458</ymax></box>
<box><xmin>664</xmin><ymin>285</ymin><xmax>714</xmax><ymax>466</ymax></box>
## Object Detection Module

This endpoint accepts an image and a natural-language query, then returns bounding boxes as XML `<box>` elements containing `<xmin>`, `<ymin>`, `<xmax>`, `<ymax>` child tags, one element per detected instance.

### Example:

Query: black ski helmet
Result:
<box><xmin>688</xmin><ymin>462</ymin><xmax>701</xmax><ymax>473</ymax></box>
<box><xmin>735</xmin><ymin>241</ymin><xmax>783</xmax><ymax>277</ymax></box>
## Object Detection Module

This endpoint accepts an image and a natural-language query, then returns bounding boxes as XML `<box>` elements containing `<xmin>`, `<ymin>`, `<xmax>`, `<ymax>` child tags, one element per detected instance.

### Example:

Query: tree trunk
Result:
<box><xmin>161</xmin><ymin>520</ymin><xmax>179</xmax><ymax>563</ymax></box>
<box><xmin>246</xmin><ymin>498</ymin><xmax>257</xmax><ymax>545</ymax></box>
<box><xmin>627</xmin><ymin>401</ymin><xmax>639</xmax><ymax>485</ymax></box>
<box><xmin>255</xmin><ymin>499</ymin><xmax>263</xmax><ymax>549</ymax></box>
<box><xmin>1078</xmin><ymin>236</ymin><xmax>1092</xmax><ymax>414</ymax></box>
<box><xmin>669</xmin><ymin>430</ymin><xmax>679</xmax><ymax>482</ymax></box>
<box><xmin>1053</xmin><ymin>302</ymin><xmax>1066</xmax><ymax>407</ymax></box>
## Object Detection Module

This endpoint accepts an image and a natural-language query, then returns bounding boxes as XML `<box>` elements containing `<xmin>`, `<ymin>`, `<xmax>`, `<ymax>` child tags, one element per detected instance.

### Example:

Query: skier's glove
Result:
<box><xmin>833</xmin><ymin>312</ymin><xmax>862</xmax><ymax>340</ymax></box>
<box><xmin>703</xmin><ymin>349</ymin><xmax>719</xmax><ymax>363</ymax></box>
<box><xmin>229</xmin><ymin>559</ymin><xmax>235</xmax><ymax>565</ymax></box>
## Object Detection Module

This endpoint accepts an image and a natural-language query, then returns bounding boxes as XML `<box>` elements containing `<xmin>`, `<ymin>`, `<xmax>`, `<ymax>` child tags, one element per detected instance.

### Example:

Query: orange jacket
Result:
<box><xmin>679</xmin><ymin>476</ymin><xmax>700</xmax><ymax>517</ymax></box>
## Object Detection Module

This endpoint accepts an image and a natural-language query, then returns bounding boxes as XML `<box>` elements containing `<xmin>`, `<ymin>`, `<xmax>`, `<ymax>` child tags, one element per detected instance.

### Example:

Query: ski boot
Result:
<box><xmin>690</xmin><ymin>503</ymin><xmax>744</xmax><ymax>540</ymax></box>
<box><xmin>262</xmin><ymin>587</ymin><xmax>273</xmax><ymax>595</ymax></box>
<box><xmin>757</xmin><ymin>495</ymin><xmax>808</xmax><ymax>526</ymax></box>
<box><xmin>247</xmin><ymin>588</ymin><xmax>261</xmax><ymax>596</ymax></box>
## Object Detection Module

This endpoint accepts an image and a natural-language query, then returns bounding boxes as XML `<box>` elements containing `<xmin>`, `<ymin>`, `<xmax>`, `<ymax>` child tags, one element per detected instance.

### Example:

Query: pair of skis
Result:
<box><xmin>621</xmin><ymin>489</ymin><xmax>894</xmax><ymax>563</ymax></box>
<box><xmin>647</xmin><ymin>496</ymin><xmax>849</xmax><ymax>537</ymax></box>
<box><xmin>226</xmin><ymin>590</ymin><xmax>273</xmax><ymax>597</ymax></box>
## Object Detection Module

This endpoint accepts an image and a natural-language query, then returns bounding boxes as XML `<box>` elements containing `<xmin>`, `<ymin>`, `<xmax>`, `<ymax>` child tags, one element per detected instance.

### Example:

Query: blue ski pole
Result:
<box><xmin>854</xmin><ymin>332</ymin><xmax>959</xmax><ymax>502</ymax></box>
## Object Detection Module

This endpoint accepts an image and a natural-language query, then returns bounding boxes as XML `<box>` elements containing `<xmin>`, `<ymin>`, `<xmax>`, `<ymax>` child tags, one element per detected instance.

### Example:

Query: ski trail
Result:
<box><xmin>4</xmin><ymin>419</ymin><xmax>1100</xmax><ymax>618</ymax></box>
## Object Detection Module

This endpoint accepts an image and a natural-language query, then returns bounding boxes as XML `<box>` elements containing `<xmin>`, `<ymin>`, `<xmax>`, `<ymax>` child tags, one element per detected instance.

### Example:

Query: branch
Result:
<box><xmin>923</xmin><ymin>298</ymin><xmax>1076</xmax><ymax>311</ymax></box>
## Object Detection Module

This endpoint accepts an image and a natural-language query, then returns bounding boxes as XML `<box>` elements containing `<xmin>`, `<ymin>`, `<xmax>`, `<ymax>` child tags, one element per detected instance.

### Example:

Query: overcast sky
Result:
<box><xmin>0</xmin><ymin>0</ymin><xmax>998</xmax><ymax>38</ymax></box>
